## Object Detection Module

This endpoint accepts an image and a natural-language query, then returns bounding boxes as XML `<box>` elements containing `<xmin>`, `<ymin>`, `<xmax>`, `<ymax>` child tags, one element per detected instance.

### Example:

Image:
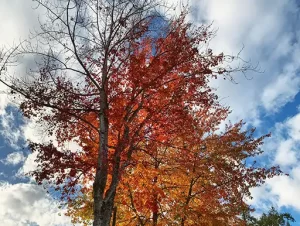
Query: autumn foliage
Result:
<box><xmin>7</xmin><ymin>9</ymin><xmax>281</xmax><ymax>226</ymax></box>
<box><xmin>67</xmin><ymin>121</ymin><xmax>279</xmax><ymax>226</ymax></box>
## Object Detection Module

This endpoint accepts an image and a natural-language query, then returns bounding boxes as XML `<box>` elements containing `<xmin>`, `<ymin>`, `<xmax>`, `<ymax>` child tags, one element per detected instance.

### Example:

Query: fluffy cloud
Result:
<box><xmin>271</xmin><ymin>112</ymin><xmax>300</xmax><ymax>168</ymax></box>
<box><xmin>250</xmin><ymin>168</ymin><xmax>300</xmax><ymax>213</ymax></box>
<box><xmin>0</xmin><ymin>182</ymin><xmax>74</xmax><ymax>226</ymax></box>
<box><xmin>185</xmin><ymin>0</ymin><xmax>300</xmax><ymax>126</ymax></box>
<box><xmin>268</xmin><ymin>167</ymin><xmax>300</xmax><ymax>210</ymax></box>
<box><xmin>16</xmin><ymin>152</ymin><xmax>38</xmax><ymax>180</ymax></box>
<box><xmin>262</xmin><ymin>54</ymin><xmax>300</xmax><ymax>112</ymax></box>
<box><xmin>0</xmin><ymin>110</ymin><xmax>24</xmax><ymax>149</ymax></box>
<box><xmin>0</xmin><ymin>0</ymin><xmax>41</xmax><ymax>114</ymax></box>
<box><xmin>0</xmin><ymin>0</ymin><xmax>39</xmax><ymax>46</ymax></box>
<box><xmin>1</xmin><ymin>151</ymin><xmax>25</xmax><ymax>166</ymax></box>
<box><xmin>249</xmin><ymin>111</ymin><xmax>300</xmax><ymax>212</ymax></box>
<box><xmin>274</xmin><ymin>140</ymin><xmax>297</xmax><ymax>167</ymax></box>
<box><xmin>183</xmin><ymin>2</ymin><xmax>300</xmax><ymax>213</ymax></box>
<box><xmin>184</xmin><ymin>0</ymin><xmax>300</xmax><ymax>216</ymax></box>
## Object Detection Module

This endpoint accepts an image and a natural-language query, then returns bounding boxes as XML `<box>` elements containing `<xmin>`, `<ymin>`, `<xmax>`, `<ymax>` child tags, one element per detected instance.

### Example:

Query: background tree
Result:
<box><xmin>0</xmin><ymin>0</ymin><xmax>279</xmax><ymax>226</ymax></box>
<box><xmin>245</xmin><ymin>207</ymin><xmax>295</xmax><ymax>226</ymax></box>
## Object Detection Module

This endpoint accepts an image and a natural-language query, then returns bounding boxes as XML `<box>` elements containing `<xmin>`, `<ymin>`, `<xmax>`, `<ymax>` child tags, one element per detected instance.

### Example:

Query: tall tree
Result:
<box><xmin>1</xmin><ymin>0</ymin><xmax>165</xmax><ymax>225</ymax></box>
<box><xmin>0</xmin><ymin>1</ymin><xmax>276</xmax><ymax>225</ymax></box>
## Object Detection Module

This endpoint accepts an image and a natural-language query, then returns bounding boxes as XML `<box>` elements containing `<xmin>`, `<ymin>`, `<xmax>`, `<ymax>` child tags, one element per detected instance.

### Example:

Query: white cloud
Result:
<box><xmin>17</xmin><ymin>118</ymin><xmax>54</xmax><ymax>178</ymax></box>
<box><xmin>267</xmin><ymin>168</ymin><xmax>300</xmax><ymax>210</ymax></box>
<box><xmin>0</xmin><ymin>0</ymin><xmax>42</xmax><ymax>115</ymax></box>
<box><xmin>0</xmin><ymin>110</ymin><xmax>23</xmax><ymax>149</ymax></box>
<box><xmin>18</xmin><ymin>118</ymin><xmax>83</xmax><ymax>179</ymax></box>
<box><xmin>183</xmin><ymin>0</ymin><xmax>300</xmax><ymax>126</ymax></box>
<box><xmin>247</xmin><ymin>182</ymin><xmax>278</xmax><ymax>213</ymax></box>
<box><xmin>249</xmin><ymin>112</ymin><xmax>300</xmax><ymax>212</ymax></box>
<box><xmin>0</xmin><ymin>83</ymin><xmax>10</xmax><ymax>116</ymax></box>
<box><xmin>16</xmin><ymin>152</ymin><xmax>38</xmax><ymax>179</ymax></box>
<box><xmin>1</xmin><ymin>151</ymin><xmax>25</xmax><ymax>165</ymax></box>
<box><xmin>0</xmin><ymin>0</ymin><xmax>39</xmax><ymax>46</ymax></box>
<box><xmin>274</xmin><ymin>140</ymin><xmax>297</xmax><ymax>167</ymax></box>
<box><xmin>250</xmin><ymin>168</ymin><xmax>300</xmax><ymax>212</ymax></box>
<box><xmin>285</xmin><ymin>113</ymin><xmax>300</xmax><ymax>141</ymax></box>
<box><xmin>262</xmin><ymin>72</ymin><xmax>300</xmax><ymax>112</ymax></box>
<box><xmin>263</xmin><ymin>112</ymin><xmax>300</xmax><ymax>169</ymax></box>
<box><xmin>0</xmin><ymin>182</ymin><xmax>74</xmax><ymax>226</ymax></box>
<box><xmin>21</xmin><ymin>118</ymin><xmax>51</xmax><ymax>145</ymax></box>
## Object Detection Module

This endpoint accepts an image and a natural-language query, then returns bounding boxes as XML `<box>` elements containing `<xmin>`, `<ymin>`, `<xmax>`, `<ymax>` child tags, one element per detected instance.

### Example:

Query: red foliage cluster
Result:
<box><xmin>13</xmin><ymin>13</ymin><xmax>281</xmax><ymax>225</ymax></box>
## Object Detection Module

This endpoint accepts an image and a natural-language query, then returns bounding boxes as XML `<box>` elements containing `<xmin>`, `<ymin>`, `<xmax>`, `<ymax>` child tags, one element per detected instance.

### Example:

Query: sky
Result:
<box><xmin>1</xmin><ymin>0</ymin><xmax>300</xmax><ymax>225</ymax></box>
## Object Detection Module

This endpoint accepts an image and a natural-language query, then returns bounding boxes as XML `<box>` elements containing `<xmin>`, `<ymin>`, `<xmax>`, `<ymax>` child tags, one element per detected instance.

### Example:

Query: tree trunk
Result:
<box><xmin>93</xmin><ymin>86</ymin><xmax>112</xmax><ymax>226</ymax></box>
<box><xmin>93</xmin><ymin>190</ymin><xmax>117</xmax><ymax>226</ymax></box>
<box><xmin>181</xmin><ymin>179</ymin><xmax>194</xmax><ymax>226</ymax></box>
<box><xmin>152</xmin><ymin>161</ymin><xmax>159</xmax><ymax>226</ymax></box>
<box><xmin>93</xmin><ymin>200</ymin><xmax>114</xmax><ymax>226</ymax></box>
<box><xmin>112</xmin><ymin>206</ymin><xmax>117</xmax><ymax>226</ymax></box>
<box><xmin>152</xmin><ymin>193</ymin><xmax>158</xmax><ymax>226</ymax></box>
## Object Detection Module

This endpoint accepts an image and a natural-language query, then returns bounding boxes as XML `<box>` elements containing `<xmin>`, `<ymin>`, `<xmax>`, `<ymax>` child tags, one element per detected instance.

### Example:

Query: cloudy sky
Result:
<box><xmin>1</xmin><ymin>0</ymin><xmax>300</xmax><ymax>225</ymax></box>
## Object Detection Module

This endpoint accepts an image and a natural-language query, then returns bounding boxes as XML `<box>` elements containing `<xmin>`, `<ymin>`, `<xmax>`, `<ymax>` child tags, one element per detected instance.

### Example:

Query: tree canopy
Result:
<box><xmin>0</xmin><ymin>0</ymin><xmax>283</xmax><ymax>225</ymax></box>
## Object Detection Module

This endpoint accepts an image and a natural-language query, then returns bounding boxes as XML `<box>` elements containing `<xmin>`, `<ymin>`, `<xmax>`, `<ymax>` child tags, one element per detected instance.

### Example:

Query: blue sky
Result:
<box><xmin>1</xmin><ymin>0</ymin><xmax>300</xmax><ymax>225</ymax></box>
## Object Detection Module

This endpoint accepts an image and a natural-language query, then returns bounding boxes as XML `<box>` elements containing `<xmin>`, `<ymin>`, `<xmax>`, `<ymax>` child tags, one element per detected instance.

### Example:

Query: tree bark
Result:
<box><xmin>93</xmin><ymin>86</ymin><xmax>113</xmax><ymax>226</ymax></box>
<box><xmin>152</xmin><ymin>160</ymin><xmax>159</xmax><ymax>226</ymax></box>
<box><xmin>112</xmin><ymin>206</ymin><xmax>117</xmax><ymax>226</ymax></box>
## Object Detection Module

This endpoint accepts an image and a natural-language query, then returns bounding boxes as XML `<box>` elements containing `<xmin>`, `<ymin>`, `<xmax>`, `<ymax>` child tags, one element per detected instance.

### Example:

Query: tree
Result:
<box><xmin>245</xmin><ymin>207</ymin><xmax>295</xmax><ymax>226</ymax></box>
<box><xmin>1</xmin><ymin>0</ymin><xmax>167</xmax><ymax>225</ymax></box>
<box><xmin>0</xmin><ymin>0</ymin><xmax>278</xmax><ymax>225</ymax></box>
<box><xmin>66</xmin><ymin>120</ymin><xmax>281</xmax><ymax>226</ymax></box>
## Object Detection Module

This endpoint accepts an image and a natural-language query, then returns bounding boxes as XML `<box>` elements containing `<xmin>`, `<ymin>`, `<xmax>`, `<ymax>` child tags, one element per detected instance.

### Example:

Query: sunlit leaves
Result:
<box><xmin>14</xmin><ymin>10</ymin><xmax>282</xmax><ymax>226</ymax></box>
